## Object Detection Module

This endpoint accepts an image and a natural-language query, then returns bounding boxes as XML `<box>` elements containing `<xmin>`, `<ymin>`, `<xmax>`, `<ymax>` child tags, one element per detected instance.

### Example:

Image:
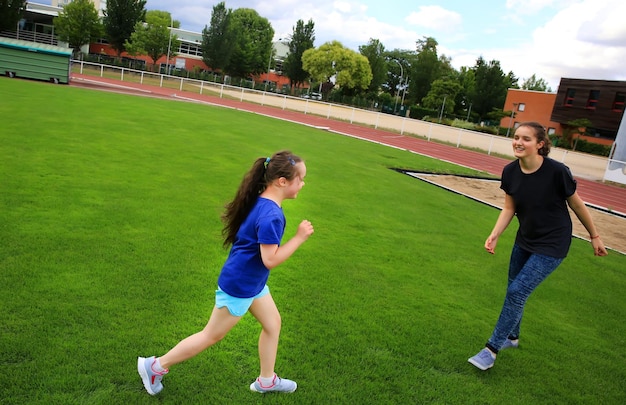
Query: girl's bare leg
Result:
<box><xmin>248</xmin><ymin>294</ymin><xmax>281</xmax><ymax>378</ymax></box>
<box><xmin>159</xmin><ymin>306</ymin><xmax>241</xmax><ymax>369</ymax></box>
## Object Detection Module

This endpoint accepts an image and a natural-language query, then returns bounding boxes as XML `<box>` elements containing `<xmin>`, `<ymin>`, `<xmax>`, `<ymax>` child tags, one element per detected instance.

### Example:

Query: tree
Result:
<box><xmin>125</xmin><ymin>10</ymin><xmax>180</xmax><ymax>70</ymax></box>
<box><xmin>54</xmin><ymin>0</ymin><xmax>102</xmax><ymax>56</ymax></box>
<box><xmin>359</xmin><ymin>38</ymin><xmax>387</xmax><ymax>94</ymax></box>
<box><xmin>562</xmin><ymin>118</ymin><xmax>593</xmax><ymax>150</ymax></box>
<box><xmin>103</xmin><ymin>0</ymin><xmax>146</xmax><ymax>56</ymax></box>
<box><xmin>421</xmin><ymin>79</ymin><xmax>462</xmax><ymax>118</ymax></box>
<box><xmin>0</xmin><ymin>0</ymin><xmax>26</xmax><ymax>32</ymax></box>
<box><xmin>469</xmin><ymin>57</ymin><xmax>512</xmax><ymax>122</ymax></box>
<box><xmin>302</xmin><ymin>41</ymin><xmax>372</xmax><ymax>95</ymax></box>
<box><xmin>223</xmin><ymin>8</ymin><xmax>273</xmax><ymax>79</ymax></box>
<box><xmin>410</xmin><ymin>37</ymin><xmax>441</xmax><ymax>105</ymax></box>
<box><xmin>282</xmin><ymin>19</ymin><xmax>315</xmax><ymax>92</ymax></box>
<box><xmin>455</xmin><ymin>67</ymin><xmax>476</xmax><ymax>121</ymax></box>
<box><xmin>201</xmin><ymin>1</ymin><xmax>233</xmax><ymax>72</ymax></box>
<box><xmin>382</xmin><ymin>49</ymin><xmax>415</xmax><ymax>99</ymax></box>
<box><xmin>144</xmin><ymin>10</ymin><xmax>179</xmax><ymax>28</ymax></box>
<box><xmin>521</xmin><ymin>74</ymin><xmax>552</xmax><ymax>92</ymax></box>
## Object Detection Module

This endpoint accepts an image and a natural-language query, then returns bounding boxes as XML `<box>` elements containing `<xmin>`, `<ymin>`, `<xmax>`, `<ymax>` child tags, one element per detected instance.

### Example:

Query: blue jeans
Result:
<box><xmin>486</xmin><ymin>244</ymin><xmax>563</xmax><ymax>353</ymax></box>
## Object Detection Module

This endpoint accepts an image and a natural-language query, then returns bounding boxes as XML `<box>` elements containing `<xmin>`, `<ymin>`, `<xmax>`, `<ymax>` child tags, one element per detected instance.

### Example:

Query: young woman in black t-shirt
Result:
<box><xmin>468</xmin><ymin>122</ymin><xmax>608</xmax><ymax>371</ymax></box>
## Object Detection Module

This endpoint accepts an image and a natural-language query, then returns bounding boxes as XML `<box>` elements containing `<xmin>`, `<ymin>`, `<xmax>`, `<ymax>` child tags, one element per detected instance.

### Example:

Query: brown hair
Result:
<box><xmin>516</xmin><ymin>121</ymin><xmax>551</xmax><ymax>156</ymax></box>
<box><xmin>221</xmin><ymin>150</ymin><xmax>302</xmax><ymax>247</ymax></box>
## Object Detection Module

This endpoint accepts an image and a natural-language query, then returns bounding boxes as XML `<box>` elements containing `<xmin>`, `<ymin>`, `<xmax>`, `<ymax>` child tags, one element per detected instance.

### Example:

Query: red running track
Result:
<box><xmin>70</xmin><ymin>74</ymin><xmax>626</xmax><ymax>216</ymax></box>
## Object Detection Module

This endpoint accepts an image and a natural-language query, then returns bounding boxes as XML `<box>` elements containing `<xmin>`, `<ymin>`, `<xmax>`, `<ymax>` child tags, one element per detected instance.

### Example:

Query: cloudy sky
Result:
<box><xmin>40</xmin><ymin>0</ymin><xmax>626</xmax><ymax>90</ymax></box>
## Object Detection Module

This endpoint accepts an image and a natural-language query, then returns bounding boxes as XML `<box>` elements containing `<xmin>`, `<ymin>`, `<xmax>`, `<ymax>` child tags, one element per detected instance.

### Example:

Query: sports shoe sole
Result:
<box><xmin>468</xmin><ymin>357</ymin><xmax>494</xmax><ymax>370</ymax></box>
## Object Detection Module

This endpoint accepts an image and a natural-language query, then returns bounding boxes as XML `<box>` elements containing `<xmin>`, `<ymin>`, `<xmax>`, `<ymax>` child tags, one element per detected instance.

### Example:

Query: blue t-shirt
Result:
<box><xmin>501</xmin><ymin>157</ymin><xmax>577</xmax><ymax>258</ymax></box>
<box><xmin>217</xmin><ymin>197</ymin><xmax>285</xmax><ymax>298</ymax></box>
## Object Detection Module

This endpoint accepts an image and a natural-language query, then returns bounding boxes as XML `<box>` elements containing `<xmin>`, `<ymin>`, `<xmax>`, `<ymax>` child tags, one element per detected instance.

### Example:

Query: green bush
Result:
<box><xmin>409</xmin><ymin>105</ymin><xmax>438</xmax><ymax>120</ymax></box>
<box><xmin>550</xmin><ymin>136</ymin><xmax>612</xmax><ymax>156</ymax></box>
<box><xmin>450</xmin><ymin>119</ymin><xmax>478</xmax><ymax>130</ymax></box>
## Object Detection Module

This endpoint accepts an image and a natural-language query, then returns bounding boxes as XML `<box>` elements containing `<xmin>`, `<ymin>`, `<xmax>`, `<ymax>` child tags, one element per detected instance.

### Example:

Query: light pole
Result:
<box><xmin>506</xmin><ymin>102</ymin><xmax>519</xmax><ymax>137</ymax></box>
<box><xmin>400</xmin><ymin>76</ymin><xmax>409</xmax><ymax>112</ymax></box>
<box><xmin>265</xmin><ymin>38</ymin><xmax>282</xmax><ymax>92</ymax></box>
<box><xmin>438</xmin><ymin>95</ymin><xmax>447</xmax><ymax>123</ymax></box>
<box><xmin>391</xmin><ymin>59</ymin><xmax>403</xmax><ymax>114</ymax></box>
<box><xmin>165</xmin><ymin>15</ymin><xmax>173</xmax><ymax>75</ymax></box>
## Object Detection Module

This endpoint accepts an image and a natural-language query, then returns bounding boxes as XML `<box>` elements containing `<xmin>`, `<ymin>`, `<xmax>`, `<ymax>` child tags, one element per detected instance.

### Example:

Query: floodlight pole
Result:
<box><xmin>165</xmin><ymin>16</ymin><xmax>173</xmax><ymax>75</ymax></box>
<box><xmin>506</xmin><ymin>103</ymin><xmax>519</xmax><ymax>137</ymax></box>
<box><xmin>400</xmin><ymin>76</ymin><xmax>408</xmax><ymax>112</ymax></box>
<box><xmin>391</xmin><ymin>59</ymin><xmax>403</xmax><ymax>114</ymax></box>
<box><xmin>264</xmin><ymin>45</ymin><xmax>272</xmax><ymax>92</ymax></box>
<box><xmin>265</xmin><ymin>38</ymin><xmax>282</xmax><ymax>93</ymax></box>
<box><xmin>438</xmin><ymin>95</ymin><xmax>447</xmax><ymax>123</ymax></box>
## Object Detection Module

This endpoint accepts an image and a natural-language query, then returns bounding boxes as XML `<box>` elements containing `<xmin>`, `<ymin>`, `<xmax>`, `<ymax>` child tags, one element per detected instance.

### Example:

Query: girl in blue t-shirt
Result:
<box><xmin>468</xmin><ymin>122</ymin><xmax>607</xmax><ymax>371</ymax></box>
<box><xmin>138</xmin><ymin>151</ymin><xmax>314</xmax><ymax>395</ymax></box>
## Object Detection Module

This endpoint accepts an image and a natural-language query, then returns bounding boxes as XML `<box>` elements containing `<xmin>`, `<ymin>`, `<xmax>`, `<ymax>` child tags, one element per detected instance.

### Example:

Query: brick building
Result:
<box><xmin>501</xmin><ymin>79</ymin><xmax>626</xmax><ymax>145</ymax></box>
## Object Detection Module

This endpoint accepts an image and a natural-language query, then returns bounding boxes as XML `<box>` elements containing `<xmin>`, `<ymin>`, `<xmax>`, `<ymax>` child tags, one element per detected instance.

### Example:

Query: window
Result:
<box><xmin>518</xmin><ymin>103</ymin><xmax>525</xmax><ymax>112</ymax></box>
<box><xmin>564</xmin><ymin>88</ymin><xmax>575</xmax><ymax>106</ymax></box>
<box><xmin>586</xmin><ymin>90</ymin><xmax>600</xmax><ymax>109</ymax></box>
<box><xmin>547</xmin><ymin>128</ymin><xmax>556</xmax><ymax>135</ymax></box>
<box><xmin>274</xmin><ymin>60</ymin><xmax>284</xmax><ymax>73</ymax></box>
<box><xmin>178</xmin><ymin>42</ymin><xmax>202</xmax><ymax>57</ymax></box>
<box><xmin>613</xmin><ymin>92</ymin><xmax>625</xmax><ymax>112</ymax></box>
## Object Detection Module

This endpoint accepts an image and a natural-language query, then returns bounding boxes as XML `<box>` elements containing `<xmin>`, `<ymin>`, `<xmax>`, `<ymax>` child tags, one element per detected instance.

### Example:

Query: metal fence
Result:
<box><xmin>72</xmin><ymin>60</ymin><xmax>619</xmax><ymax>183</ymax></box>
<box><xmin>0</xmin><ymin>30</ymin><xmax>58</xmax><ymax>45</ymax></box>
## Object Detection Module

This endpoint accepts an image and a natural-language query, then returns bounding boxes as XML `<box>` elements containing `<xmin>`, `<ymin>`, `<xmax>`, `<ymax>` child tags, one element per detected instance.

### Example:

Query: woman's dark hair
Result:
<box><xmin>517</xmin><ymin>121</ymin><xmax>551</xmax><ymax>156</ymax></box>
<box><xmin>221</xmin><ymin>150</ymin><xmax>302</xmax><ymax>247</ymax></box>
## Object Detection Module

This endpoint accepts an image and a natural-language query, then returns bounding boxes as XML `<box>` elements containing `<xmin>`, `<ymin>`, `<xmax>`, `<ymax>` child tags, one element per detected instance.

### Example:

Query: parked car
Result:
<box><xmin>302</xmin><ymin>92</ymin><xmax>322</xmax><ymax>100</ymax></box>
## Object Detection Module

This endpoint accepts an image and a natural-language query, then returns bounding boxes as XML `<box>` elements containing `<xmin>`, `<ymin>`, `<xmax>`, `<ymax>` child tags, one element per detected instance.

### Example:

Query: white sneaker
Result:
<box><xmin>250</xmin><ymin>374</ymin><xmax>297</xmax><ymax>393</ymax></box>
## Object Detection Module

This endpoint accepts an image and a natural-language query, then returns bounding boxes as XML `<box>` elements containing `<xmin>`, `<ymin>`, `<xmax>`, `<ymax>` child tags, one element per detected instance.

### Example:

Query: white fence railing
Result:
<box><xmin>1</xmin><ymin>30</ymin><xmax>58</xmax><ymax>45</ymax></box>
<box><xmin>71</xmin><ymin>60</ymin><xmax>614</xmax><ymax>182</ymax></box>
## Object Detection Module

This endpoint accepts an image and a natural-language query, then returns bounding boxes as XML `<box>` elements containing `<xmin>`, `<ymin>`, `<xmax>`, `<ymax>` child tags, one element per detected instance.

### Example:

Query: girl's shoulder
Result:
<box><xmin>503</xmin><ymin>159</ymin><xmax>519</xmax><ymax>170</ymax></box>
<box><xmin>255</xmin><ymin>197</ymin><xmax>284</xmax><ymax>218</ymax></box>
<box><xmin>257</xmin><ymin>197</ymin><xmax>281</xmax><ymax>210</ymax></box>
<box><xmin>502</xmin><ymin>159</ymin><xmax>520</xmax><ymax>176</ymax></box>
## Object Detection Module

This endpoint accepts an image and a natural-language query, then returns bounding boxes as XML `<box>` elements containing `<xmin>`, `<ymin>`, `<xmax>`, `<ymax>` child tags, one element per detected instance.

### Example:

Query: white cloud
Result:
<box><xmin>445</xmin><ymin>0</ymin><xmax>626</xmax><ymax>89</ymax></box>
<box><xmin>505</xmin><ymin>0</ymin><xmax>558</xmax><ymax>14</ymax></box>
<box><xmin>529</xmin><ymin>0</ymin><xmax>626</xmax><ymax>85</ymax></box>
<box><xmin>405</xmin><ymin>6</ymin><xmax>462</xmax><ymax>33</ymax></box>
<box><xmin>576</xmin><ymin>1</ymin><xmax>626</xmax><ymax>46</ymax></box>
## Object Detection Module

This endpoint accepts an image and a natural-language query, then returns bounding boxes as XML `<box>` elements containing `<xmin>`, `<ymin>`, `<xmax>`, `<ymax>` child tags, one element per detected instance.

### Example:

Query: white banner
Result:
<box><xmin>604</xmin><ymin>112</ymin><xmax>626</xmax><ymax>185</ymax></box>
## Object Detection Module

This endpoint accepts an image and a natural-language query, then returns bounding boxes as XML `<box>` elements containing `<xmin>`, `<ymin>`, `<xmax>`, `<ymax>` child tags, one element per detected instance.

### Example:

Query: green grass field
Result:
<box><xmin>1</xmin><ymin>78</ymin><xmax>624</xmax><ymax>404</ymax></box>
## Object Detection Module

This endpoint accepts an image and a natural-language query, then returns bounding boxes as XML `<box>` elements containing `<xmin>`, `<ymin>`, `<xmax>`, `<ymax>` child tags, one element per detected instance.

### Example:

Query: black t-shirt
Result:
<box><xmin>501</xmin><ymin>158</ymin><xmax>577</xmax><ymax>258</ymax></box>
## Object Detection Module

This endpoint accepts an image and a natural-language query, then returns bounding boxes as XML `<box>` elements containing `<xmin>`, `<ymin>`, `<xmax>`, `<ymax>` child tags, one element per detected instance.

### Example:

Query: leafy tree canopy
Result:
<box><xmin>563</xmin><ymin>118</ymin><xmax>593</xmax><ymax>148</ymax></box>
<box><xmin>224</xmin><ymin>8</ymin><xmax>274</xmax><ymax>78</ymax></box>
<box><xmin>470</xmin><ymin>56</ymin><xmax>515</xmax><ymax>121</ymax></box>
<box><xmin>421</xmin><ymin>78</ymin><xmax>462</xmax><ymax>114</ymax></box>
<box><xmin>201</xmin><ymin>1</ymin><xmax>233</xmax><ymax>72</ymax></box>
<box><xmin>303</xmin><ymin>41</ymin><xmax>372</xmax><ymax>94</ymax></box>
<box><xmin>125</xmin><ymin>10</ymin><xmax>180</xmax><ymax>69</ymax></box>
<box><xmin>383</xmin><ymin>49</ymin><xmax>414</xmax><ymax>98</ymax></box>
<box><xmin>359</xmin><ymin>38</ymin><xmax>387</xmax><ymax>95</ymax></box>
<box><xmin>521</xmin><ymin>73</ymin><xmax>552</xmax><ymax>92</ymax></box>
<box><xmin>0</xmin><ymin>0</ymin><xmax>26</xmax><ymax>32</ymax></box>
<box><xmin>54</xmin><ymin>0</ymin><xmax>102</xmax><ymax>55</ymax></box>
<box><xmin>145</xmin><ymin>10</ymin><xmax>180</xmax><ymax>28</ymax></box>
<box><xmin>283</xmin><ymin>19</ymin><xmax>315</xmax><ymax>91</ymax></box>
<box><xmin>103</xmin><ymin>0</ymin><xmax>146</xmax><ymax>56</ymax></box>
